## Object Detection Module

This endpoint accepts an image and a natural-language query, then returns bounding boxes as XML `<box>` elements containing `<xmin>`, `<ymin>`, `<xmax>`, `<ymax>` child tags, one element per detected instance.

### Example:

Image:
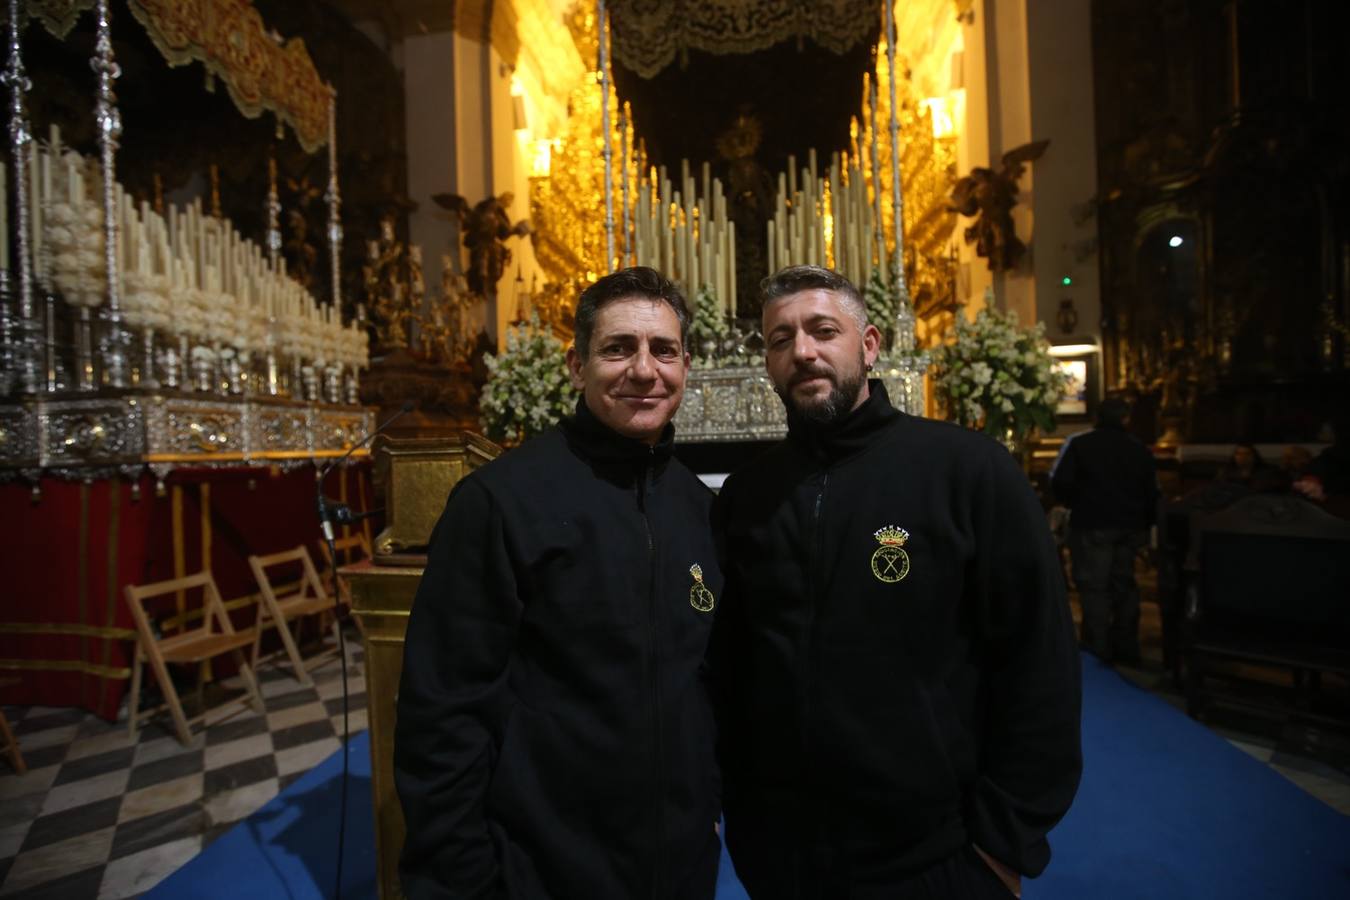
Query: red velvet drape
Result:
<box><xmin>0</xmin><ymin>462</ymin><xmax>372</xmax><ymax>720</ymax></box>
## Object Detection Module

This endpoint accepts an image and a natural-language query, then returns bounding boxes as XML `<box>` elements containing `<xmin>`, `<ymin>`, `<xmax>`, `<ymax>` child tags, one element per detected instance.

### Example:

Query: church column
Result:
<box><xmin>1025</xmin><ymin>0</ymin><xmax>1099</xmax><ymax>349</ymax></box>
<box><xmin>963</xmin><ymin>0</ymin><xmax>1099</xmax><ymax>347</ymax></box>
<box><xmin>981</xmin><ymin>0</ymin><xmax>1035</xmax><ymax>323</ymax></box>
<box><xmin>403</xmin><ymin>31</ymin><xmax>459</xmax><ymax>340</ymax></box>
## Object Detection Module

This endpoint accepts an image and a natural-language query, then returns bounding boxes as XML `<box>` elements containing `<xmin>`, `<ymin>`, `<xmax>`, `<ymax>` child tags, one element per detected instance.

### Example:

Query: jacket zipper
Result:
<box><xmin>637</xmin><ymin>454</ymin><xmax>666</xmax><ymax>898</ymax></box>
<box><xmin>799</xmin><ymin>468</ymin><xmax>828</xmax><ymax>870</ymax></box>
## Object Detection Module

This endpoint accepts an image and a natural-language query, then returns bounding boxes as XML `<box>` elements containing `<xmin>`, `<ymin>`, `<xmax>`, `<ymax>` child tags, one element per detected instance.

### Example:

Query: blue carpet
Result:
<box><xmin>1032</xmin><ymin>655</ymin><xmax>1350</xmax><ymax>899</ymax></box>
<box><xmin>156</xmin><ymin>656</ymin><xmax>1350</xmax><ymax>898</ymax></box>
<box><xmin>147</xmin><ymin>734</ymin><xmax>376</xmax><ymax>900</ymax></box>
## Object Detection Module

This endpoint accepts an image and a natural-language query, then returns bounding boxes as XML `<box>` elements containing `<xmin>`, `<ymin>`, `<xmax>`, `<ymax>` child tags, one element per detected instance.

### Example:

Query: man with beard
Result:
<box><xmin>710</xmin><ymin>265</ymin><xmax>1081</xmax><ymax>898</ymax></box>
<box><xmin>396</xmin><ymin>267</ymin><xmax>723</xmax><ymax>899</ymax></box>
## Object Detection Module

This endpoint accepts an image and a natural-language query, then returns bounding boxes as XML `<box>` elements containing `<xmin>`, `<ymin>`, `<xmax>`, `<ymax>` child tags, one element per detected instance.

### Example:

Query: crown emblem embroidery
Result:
<box><xmin>688</xmin><ymin>563</ymin><xmax>716</xmax><ymax>612</ymax></box>
<box><xmin>870</xmin><ymin>525</ymin><xmax>911</xmax><ymax>584</ymax></box>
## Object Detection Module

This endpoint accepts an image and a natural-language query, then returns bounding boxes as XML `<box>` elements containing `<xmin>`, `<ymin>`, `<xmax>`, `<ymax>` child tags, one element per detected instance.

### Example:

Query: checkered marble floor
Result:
<box><xmin>0</xmin><ymin>639</ymin><xmax>366</xmax><ymax>899</ymax></box>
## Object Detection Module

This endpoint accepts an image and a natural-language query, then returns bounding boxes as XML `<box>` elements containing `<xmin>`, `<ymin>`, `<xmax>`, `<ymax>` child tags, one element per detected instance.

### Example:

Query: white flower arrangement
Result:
<box><xmin>121</xmin><ymin>271</ymin><xmax>172</xmax><ymax>331</ymax></box>
<box><xmin>479</xmin><ymin>312</ymin><xmax>577</xmax><ymax>445</ymax></box>
<box><xmin>930</xmin><ymin>306</ymin><xmax>1071</xmax><ymax>445</ymax></box>
<box><xmin>45</xmin><ymin>199</ymin><xmax>106</xmax><ymax>309</ymax></box>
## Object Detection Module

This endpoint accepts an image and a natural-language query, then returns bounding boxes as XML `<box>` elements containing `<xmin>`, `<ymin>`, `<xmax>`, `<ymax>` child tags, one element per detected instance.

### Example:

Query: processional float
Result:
<box><xmin>580</xmin><ymin>0</ymin><xmax>934</xmax><ymax>442</ymax></box>
<box><xmin>0</xmin><ymin>0</ymin><xmax>373</xmax><ymax>491</ymax></box>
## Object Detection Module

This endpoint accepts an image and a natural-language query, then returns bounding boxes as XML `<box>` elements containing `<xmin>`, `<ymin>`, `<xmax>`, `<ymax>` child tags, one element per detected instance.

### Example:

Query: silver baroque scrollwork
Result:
<box><xmin>167</xmin><ymin>412</ymin><xmax>239</xmax><ymax>455</ymax></box>
<box><xmin>3</xmin><ymin>396</ymin><xmax>374</xmax><ymax>479</ymax></box>
<box><xmin>253</xmin><ymin>408</ymin><xmax>309</xmax><ymax>452</ymax></box>
<box><xmin>0</xmin><ymin>406</ymin><xmax>38</xmax><ymax>463</ymax></box>
<box><xmin>674</xmin><ymin>367</ymin><xmax>789</xmax><ymax>442</ymax></box>
<box><xmin>41</xmin><ymin>399</ymin><xmax>144</xmax><ymax>466</ymax></box>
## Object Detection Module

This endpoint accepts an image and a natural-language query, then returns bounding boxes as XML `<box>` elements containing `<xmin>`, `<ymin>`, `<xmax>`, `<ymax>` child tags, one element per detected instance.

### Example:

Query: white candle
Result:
<box><xmin>729</xmin><ymin>226</ymin><xmax>737</xmax><ymax>316</ymax></box>
<box><xmin>0</xmin><ymin>163</ymin><xmax>8</xmax><ymax>271</ymax></box>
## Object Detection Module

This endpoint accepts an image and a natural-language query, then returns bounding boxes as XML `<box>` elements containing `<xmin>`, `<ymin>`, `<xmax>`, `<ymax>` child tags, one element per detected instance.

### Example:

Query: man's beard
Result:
<box><xmin>778</xmin><ymin>354</ymin><xmax>867</xmax><ymax>425</ymax></box>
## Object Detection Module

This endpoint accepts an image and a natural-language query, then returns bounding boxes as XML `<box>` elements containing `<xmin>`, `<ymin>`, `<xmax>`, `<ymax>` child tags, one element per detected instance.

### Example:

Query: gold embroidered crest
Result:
<box><xmin>870</xmin><ymin>525</ymin><xmax>911</xmax><ymax>583</ymax></box>
<box><xmin>688</xmin><ymin>563</ymin><xmax>716</xmax><ymax>612</ymax></box>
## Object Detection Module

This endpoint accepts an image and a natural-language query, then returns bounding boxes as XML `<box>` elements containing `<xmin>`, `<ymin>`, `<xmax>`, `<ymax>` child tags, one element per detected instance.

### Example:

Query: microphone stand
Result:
<box><xmin>315</xmin><ymin>401</ymin><xmax>413</xmax><ymax>900</ymax></box>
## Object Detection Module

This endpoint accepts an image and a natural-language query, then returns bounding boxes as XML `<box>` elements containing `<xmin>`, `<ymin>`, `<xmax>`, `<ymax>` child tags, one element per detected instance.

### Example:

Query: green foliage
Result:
<box><xmin>687</xmin><ymin>286</ymin><xmax>732</xmax><ymax>367</ymax></box>
<box><xmin>479</xmin><ymin>313</ymin><xmax>577</xmax><ymax>444</ymax></box>
<box><xmin>863</xmin><ymin>266</ymin><xmax>898</xmax><ymax>332</ymax></box>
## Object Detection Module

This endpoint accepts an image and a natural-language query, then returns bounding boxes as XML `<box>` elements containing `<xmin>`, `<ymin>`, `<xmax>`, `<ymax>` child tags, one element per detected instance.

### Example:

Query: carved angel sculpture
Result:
<box><xmin>949</xmin><ymin>140</ymin><xmax>1049</xmax><ymax>272</ymax></box>
<box><xmin>434</xmin><ymin>192</ymin><xmax>532</xmax><ymax>296</ymax></box>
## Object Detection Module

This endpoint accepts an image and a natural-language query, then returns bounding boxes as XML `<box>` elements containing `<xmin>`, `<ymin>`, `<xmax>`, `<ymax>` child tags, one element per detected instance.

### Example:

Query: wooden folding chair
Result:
<box><xmin>249</xmin><ymin>545</ymin><xmax>339</xmax><ymax>685</ymax></box>
<box><xmin>125</xmin><ymin>572</ymin><xmax>265</xmax><ymax>745</ymax></box>
<box><xmin>0</xmin><ymin>676</ymin><xmax>26</xmax><ymax>774</ymax></box>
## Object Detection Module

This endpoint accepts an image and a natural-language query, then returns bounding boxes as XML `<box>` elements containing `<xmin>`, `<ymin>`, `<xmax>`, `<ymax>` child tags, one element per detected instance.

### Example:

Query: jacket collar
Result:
<box><xmin>560</xmin><ymin>396</ymin><xmax>674</xmax><ymax>468</ymax></box>
<box><xmin>785</xmin><ymin>379</ymin><xmax>901</xmax><ymax>463</ymax></box>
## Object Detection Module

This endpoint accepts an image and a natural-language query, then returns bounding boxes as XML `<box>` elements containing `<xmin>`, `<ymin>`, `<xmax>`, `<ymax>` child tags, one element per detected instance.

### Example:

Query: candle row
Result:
<box><xmin>0</xmin><ymin>125</ymin><xmax>369</xmax><ymax>372</ymax></box>
<box><xmin>633</xmin><ymin>160</ymin><xmax>738</xmax><ymax>318</ymax></box>
<box><xmin>768</xmin><ymin>149</ymin><xmax>832</xmax><ymax>276</ymax></box>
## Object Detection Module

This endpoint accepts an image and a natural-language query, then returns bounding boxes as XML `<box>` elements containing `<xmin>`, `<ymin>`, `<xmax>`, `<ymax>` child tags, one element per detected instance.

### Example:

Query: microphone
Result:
<box><xmin>313</xmin><ymin>398</ymin><xmax>413</xmax><ymax>900</ymax></box>
<box><xmin>317</xmin><ymin>400</ymin><xmax>414</xmax><ymax>541</ymax></box>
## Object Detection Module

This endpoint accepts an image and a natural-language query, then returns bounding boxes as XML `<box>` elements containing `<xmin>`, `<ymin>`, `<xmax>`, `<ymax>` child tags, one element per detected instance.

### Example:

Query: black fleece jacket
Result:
<box><xmin>710</xmin><ymin>382</ymin><xmax>1081</xmax><ymax>896</ymax></box>
<box><xmin>1050</xmin><ymin>423</ymin><xmax>1158</xmax><ymax>531</ymax></box>
<box><xmin>395</xmin><ymin>400</ymin><xmax>723</xmax><ymax>900</ymax></box>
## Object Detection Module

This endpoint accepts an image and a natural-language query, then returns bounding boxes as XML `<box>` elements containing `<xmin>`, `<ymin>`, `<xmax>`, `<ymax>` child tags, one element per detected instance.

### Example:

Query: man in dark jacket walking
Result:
<box><xmin>711</xmin><ymin>265</ymin><xmax>1081</xmax><ymax>899</ymax></box>
<box><xmin>395</xmin><ymin>267</ymin><xmax>723</xmax><ymax>899</ymax></box>
<box><xmin>1050</xmin><ymin>396</ymin><xmax>1159</xmax><ymax>665</ymax></box>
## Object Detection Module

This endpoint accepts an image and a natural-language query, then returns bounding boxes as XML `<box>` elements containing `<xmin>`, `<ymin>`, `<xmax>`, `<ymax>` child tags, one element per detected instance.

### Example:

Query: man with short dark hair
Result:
<box><xmin>396</xmin><ymin>266</ymin><xmax>723</xmax><ymax>898</ymax></box>
<box><xmin>711</xmin><ymin>265</ymin><xmax>1081</xmax><ymax>898</ymax></box>
<box><xmin>1051</xmin><ymin>396</ymin><xmax>1159</xmax><ymax>665</ymax></box>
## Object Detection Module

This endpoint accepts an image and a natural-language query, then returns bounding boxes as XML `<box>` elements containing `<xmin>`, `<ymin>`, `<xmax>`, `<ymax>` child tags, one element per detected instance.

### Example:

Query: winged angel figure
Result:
<box><xmin>433</xmin><ymin>192</ymin><xmax>531</xmax><ymax>296</ymax></box>
<box><xmin>949</xmin><ymin>140</ymin><xmax>1049</xmax><ymax>272</ymax></box>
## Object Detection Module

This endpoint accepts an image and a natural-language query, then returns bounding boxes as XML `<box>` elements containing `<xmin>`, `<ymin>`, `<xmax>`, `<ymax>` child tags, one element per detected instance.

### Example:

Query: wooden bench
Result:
<box><xmin>1182</xmin><ymin>493</ymin><xmax>1350</xmax><ymax>722</ymax></box>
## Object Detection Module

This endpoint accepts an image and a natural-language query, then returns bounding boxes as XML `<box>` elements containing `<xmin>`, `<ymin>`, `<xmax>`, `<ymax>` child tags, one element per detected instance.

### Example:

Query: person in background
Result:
<box><xmin>1216</xmin><ymin>442</ymin><xmax>1284</xmax><ymax>492</ymax></box>
<box><xmin>1297</xmin><ymin>408</ymin><xmax>1350</xmax><ymax>514</ymax></box>
<box><xmin>1051</xmin><ymin>396</ymin><xmax>1159</xmax><ymax>666</ymax></box>
<box><xmin>1280</xmin><ymin>445</ymin><xmax>1313</xmax><ymax>483</ymax></box>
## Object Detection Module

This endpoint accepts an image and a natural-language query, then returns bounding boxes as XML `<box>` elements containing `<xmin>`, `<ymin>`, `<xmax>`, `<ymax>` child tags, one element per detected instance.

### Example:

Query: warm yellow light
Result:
<box><xmin>923</xmin><ymin>96</ymin><xmax>955</xmax><ymax>139</ymax></box>
<box><xmin>510</xmin><ymin>74</ymin><xmax>524</xmax><ymax>97</ymax></box>
<box><xmin>530</xmin><ymin>138</ymin><xmax>557</xmax><ymax>178</ymax></box>
<box><xmin>1049</xmin><ymin>342</ymin><xmax>1099</xmax><ymax>357</ymax></box>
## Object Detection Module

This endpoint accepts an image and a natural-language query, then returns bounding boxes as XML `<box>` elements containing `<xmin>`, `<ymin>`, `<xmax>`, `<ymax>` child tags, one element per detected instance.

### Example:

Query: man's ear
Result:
<box><xmin>566</xmin><ymin>345</ymin><xmax>586</xmax><ymax>390</ymax></box>
<box><xmin>862</xmin><ymin>323</ymin><xmax>882</xmax><ymax>368</ymax></box>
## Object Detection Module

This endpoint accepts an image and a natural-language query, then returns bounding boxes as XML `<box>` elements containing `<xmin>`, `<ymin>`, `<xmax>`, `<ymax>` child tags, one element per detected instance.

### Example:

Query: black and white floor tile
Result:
<box><xmin>1</xmin><ymin>640</ymin><xmax>366</xmax><ymax>899</ymax></box>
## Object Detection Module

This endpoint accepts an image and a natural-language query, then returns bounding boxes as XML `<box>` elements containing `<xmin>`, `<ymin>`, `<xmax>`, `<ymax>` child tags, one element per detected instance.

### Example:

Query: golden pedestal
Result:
<box><xmin>372</xmin><ymin>432</ymin><xmax>500</xmax><ymax>562</ymax></box>
<box><xmin>342</xmin><ymin>560</ymin><xmax>422</xmax><ymax>900</ymax></box>
<box><xmin>341</xmin><ymin>432</ymin><xmax>499</xmax><ymax>900</ymax></box>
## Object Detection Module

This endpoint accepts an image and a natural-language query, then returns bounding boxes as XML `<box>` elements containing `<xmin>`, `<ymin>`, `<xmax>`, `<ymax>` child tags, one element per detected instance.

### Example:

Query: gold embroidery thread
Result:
<box><xmin>689</xmin><ymin>563</ymin><xmax>716</xmax><ymax>612</ymax></box>
<box><xmin>870</xmin><ymin>525</ymin><xmax>911</xmax><ymax>583</ymax></box>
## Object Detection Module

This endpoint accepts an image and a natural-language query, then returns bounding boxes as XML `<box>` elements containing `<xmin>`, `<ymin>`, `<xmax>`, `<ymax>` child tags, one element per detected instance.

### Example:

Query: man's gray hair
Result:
<box><xmin>759</xmin><ymin>265</ymin><xmax>867</xmax><ymax>332</ymax></box>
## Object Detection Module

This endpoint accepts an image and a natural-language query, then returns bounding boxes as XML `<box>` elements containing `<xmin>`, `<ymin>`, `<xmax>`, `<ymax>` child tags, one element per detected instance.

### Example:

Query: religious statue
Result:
<box><xmin>948</xmin><ymin>139</ymin><xmax>1049</xmax><ymax>272</ymax></box>
<box><xmin>364</xmin><ymin>217</ymin><xmax>417</xmax><ymax>351</ymax></box>
<box><xmin>284</xmin><ymin>174</ymin><xmax>323</xmax><ymax>291</ymax></box>
<box><xmin>716</xmin><ymin>108</ymin><xmax>775</xmax><ymax>319</ymax></box>
<box><xmin>420</xmin><ymin>298</ymin><xmax>452</xmax><ymax>363</ymax></box>
<box><xmin>433</xmin><ymin>192</ymin><xmax>531</xmax><ymax>296</ymax></box>
<box><xmin>439</xmin><ymin>257</ymin><xmax>475</xmax><ymax>365</ymax></box>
